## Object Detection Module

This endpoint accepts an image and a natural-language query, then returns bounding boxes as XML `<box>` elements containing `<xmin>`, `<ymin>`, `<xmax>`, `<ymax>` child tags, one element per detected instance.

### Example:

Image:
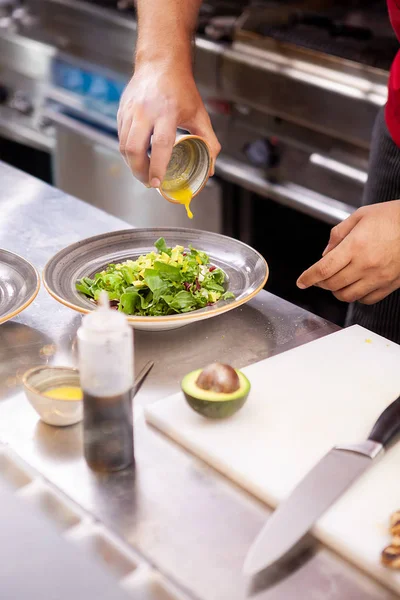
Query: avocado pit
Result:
<box><xmin>196</xmin><ymin>363</ymin><xmax>240</xmax><ymax>394</ymax></box>
<box><xmin>181</xmin><ymin>362</ymin><xmax>251</xmax><ymax>419</ymax></box>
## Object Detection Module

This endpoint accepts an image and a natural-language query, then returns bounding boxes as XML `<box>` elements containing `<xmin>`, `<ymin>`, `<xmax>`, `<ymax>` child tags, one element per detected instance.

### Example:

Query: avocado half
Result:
<box><xmin>181</xmin><ymin>366</ymin><xmax>251</xmax><ymax>419</ymax></box>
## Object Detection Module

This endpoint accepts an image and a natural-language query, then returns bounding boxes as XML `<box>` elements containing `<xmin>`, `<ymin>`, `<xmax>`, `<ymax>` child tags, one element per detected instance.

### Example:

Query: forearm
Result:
<box><xmin>119</xmin><ymin>0</ymin><xmax>220</xmax><ymax>186</ymax></box>
<box><xmin>135</xmin><ymin>0</ymin><xmax>202</xmax><ymax>70</ymax></box>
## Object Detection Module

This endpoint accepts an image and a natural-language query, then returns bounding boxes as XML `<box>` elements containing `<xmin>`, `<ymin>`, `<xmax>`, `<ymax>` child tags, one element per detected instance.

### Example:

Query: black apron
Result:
<box><xmin>346</xmin><ymin>107</ymin><xmax>400</xmax><ymax>343</ymax></box>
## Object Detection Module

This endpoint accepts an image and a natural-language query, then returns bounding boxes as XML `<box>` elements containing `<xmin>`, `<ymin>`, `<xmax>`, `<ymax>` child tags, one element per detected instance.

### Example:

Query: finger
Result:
<box><xmin>315</xmin><ymin>262</ymin><xmax>359</xmax><ymax>292</ymax></box>
<box><xmin>333</xmin><ymin>279</ymin><xmax>379</xmax><ymax>304</ymax></box>
<box><xmin>297</xmin><ymin>241</ymin><xmax>352</xmax><ymax>289</ymax></box>
<box><xmin>359</xmin><ymin>284</ymin><xmax>398</xmax><ymax>305</ymax></box>
<box><xmin>322</xmin><ymin>211</ymin><xmax>362</xmax><ymax>256</ymax></box>
<box><xmin>186</xmin><ymin>115</ymin><xmax>221</xmax><ymax>176</ymax></box>
<box><xmin>149</xmin><ymin>116</ymin><xmax>177</xmax><ymax>187</ymax></box>
<box><xmin>117</xmin><ymin>103</ymin><xmax>124</xmax><ymax>131</ymax></box>
<box><xmin>125</xmin><ymin>116</ymin><xmax>153</xmax><ymax>184</ymax></box>
<box><xmin>118</xmin><ymin>114</ymin><xmax>133</xmax><ymax>167</ymax></box>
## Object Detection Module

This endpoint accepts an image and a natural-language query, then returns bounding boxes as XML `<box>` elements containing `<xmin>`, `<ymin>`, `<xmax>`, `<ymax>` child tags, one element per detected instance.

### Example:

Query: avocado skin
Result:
<box><xmin>181</xmin><ymin>368</ymin><xmax>250</xmax><ymax>419</ymax></box>
<box><xmin>183</xmin><ymin>392</ymin><xmax>249</xmax><ymax>419</ymax></box>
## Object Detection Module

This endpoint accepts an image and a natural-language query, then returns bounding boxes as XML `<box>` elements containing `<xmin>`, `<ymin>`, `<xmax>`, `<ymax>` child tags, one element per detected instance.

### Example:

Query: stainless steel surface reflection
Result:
<box><xmin>0</xmin><ymin>321</ymin><xmax>52</xmax><ymax>400</ymax></box>
<box><xmin>0</xmin><ymin>161</ymin><xmax>394</xmax><ymax>599</ymax></box>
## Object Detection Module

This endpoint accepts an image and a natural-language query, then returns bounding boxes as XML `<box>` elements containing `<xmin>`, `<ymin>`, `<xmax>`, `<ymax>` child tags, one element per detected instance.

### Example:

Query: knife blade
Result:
<box><xmin>243</xmin><ymin>394</ymin><xmax>400</xmax><ymax>576</ymax></box>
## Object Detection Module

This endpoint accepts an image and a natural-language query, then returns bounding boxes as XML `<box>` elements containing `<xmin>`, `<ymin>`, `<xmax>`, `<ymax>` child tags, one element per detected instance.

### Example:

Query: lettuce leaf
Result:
<box><xmin>75</xmin><ymin>238</ymin><xmax>235</xmax><ymax>316</ymax></box>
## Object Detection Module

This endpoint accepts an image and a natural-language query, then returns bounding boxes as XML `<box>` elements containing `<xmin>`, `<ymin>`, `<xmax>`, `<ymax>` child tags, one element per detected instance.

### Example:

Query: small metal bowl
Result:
<box><xmin>158</xmin><ymin>135</ymin><xmax>212</xmax><ymax>203</ymax></box>
<box><xmin>22</xmin><ymin>366</ymin><xmax>83</xmax><ymax>427</ymax></box>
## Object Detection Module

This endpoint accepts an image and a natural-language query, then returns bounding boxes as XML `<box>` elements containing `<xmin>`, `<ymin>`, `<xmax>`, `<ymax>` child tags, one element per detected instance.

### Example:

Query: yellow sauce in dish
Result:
<box><xmin>168</xmin><ymin>187</ymin><xmax>194</xmax><ymax>219</ymax></box>
<box><xmin>44</xmin><ymin>386</ymin><xmax>83</xmax><ymax>401</ymax></box>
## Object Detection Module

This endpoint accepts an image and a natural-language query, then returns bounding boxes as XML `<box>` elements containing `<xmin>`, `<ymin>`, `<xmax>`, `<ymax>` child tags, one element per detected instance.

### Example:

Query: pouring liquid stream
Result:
<box><xmin>167</xmin><ymin>186</ymin><xmax>194</xmax><ymax>219</ymax></box>
<box><xmin>156</xmin><ymin>134</ymin><xmax>211</xmax><ymax>219</ymax></box>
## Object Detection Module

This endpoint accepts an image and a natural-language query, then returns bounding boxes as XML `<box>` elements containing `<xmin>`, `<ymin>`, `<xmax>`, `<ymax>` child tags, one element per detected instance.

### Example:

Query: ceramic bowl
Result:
<box><xmin>0</xmin><ymin>249</ymin><xmax>40</xmax><ymax>325</ymax></box>
<box><xmin>43</xmin><ymin>227</ymin><xmax>269</xmax><ymax>332</ymax></box>
<box><xmin>22</xmin><ymin>366</ymin><xmax>83</xmax><ymax>427</ymax></box>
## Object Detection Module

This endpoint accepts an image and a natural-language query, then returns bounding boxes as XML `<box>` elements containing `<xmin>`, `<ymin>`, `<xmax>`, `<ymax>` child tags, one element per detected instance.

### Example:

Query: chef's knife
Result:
<box><xmin>243</xmin><ymin>394</ymin><xmax>400</xmax><ymax>576</ymax></box>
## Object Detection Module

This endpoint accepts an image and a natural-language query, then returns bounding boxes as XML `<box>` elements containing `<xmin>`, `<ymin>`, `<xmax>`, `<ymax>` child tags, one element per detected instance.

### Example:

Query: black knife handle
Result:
<box><xmin>368</xmin><ymin>395</ymin><xmax>400</xmax><ymax>448</ymax></box>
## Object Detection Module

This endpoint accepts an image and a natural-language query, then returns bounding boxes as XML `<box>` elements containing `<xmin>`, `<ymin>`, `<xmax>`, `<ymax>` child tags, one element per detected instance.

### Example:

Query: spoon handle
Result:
<box><xmin>132</xmin><ymin>361</ymin><xmax>154</xmax><ymax>399</ymax></box>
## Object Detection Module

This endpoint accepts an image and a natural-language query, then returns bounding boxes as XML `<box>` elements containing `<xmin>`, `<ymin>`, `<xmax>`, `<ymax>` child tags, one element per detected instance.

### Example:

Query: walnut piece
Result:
<box><xmin>381</xmin><ymin>544</ymin><xmax>400</xmax><ymax>569</ymax></box>
<box><xmin>381</xmin><ymin>511</ymin><xmax>400</xmax><ymax>569</ymax></box>
<box><xmin>390</xmin><ymin>511</ymin><xmax>400</xmax><ymax>536</ymax></box>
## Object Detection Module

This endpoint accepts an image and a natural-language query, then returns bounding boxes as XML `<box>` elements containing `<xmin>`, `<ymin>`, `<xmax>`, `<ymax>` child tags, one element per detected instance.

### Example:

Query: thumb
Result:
<box><xmin>322</xmin><ymin>211</ymin><xmax>362</xmax><ymax>256</ymax></box>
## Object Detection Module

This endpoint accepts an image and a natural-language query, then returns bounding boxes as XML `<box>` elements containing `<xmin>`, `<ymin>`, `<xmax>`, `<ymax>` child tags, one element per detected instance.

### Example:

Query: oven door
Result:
<box><xmin>45</xmin><ymin>108</ymin><xmax>223</xmax><ymax>233</ymax></box>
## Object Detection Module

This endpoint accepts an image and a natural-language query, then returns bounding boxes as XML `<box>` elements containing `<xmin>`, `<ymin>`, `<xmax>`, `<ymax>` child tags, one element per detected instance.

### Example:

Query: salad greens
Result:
<box><xmin>76</xmin><ymin>237</ymin><xmax>234</xmax><ymax>317</ymax></box>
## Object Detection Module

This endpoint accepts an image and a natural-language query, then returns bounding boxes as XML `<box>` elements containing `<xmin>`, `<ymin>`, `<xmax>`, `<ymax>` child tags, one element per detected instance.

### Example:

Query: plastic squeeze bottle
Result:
<box><xmin>77</xmin><ymin>291</ymin><xmax>134</xmax><ymax>472</ymax></box>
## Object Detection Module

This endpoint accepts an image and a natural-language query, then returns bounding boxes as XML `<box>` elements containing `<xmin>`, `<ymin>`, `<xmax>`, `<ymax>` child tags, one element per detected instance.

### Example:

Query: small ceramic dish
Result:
<box><xmin>22</xmin><ymin>366</ymin><xmax>83</xmax><ymax>427</ymax></box>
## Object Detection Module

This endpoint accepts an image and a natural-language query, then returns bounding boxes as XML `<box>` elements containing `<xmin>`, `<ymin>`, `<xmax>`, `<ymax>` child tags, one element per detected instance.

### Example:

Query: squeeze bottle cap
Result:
<box><xmin>81</xmin><ymin>291</ymin><xmax>127</xmax><ymax>332</ymax></box>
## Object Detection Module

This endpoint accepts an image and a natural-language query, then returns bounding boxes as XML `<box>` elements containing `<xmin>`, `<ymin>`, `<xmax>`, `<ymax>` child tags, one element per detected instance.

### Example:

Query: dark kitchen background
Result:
<box><xmin>0</xmin><ymin>0</ymin><xmax>394</xmax><ymax>325</ymax></box>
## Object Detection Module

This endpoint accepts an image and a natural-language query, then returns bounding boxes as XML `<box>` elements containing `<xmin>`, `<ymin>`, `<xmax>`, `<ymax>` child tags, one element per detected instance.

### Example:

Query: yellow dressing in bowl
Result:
<box><xmin>44</xmin><ymin>386</ymin><xmax>83</xmax><ymax>401</ymax></box>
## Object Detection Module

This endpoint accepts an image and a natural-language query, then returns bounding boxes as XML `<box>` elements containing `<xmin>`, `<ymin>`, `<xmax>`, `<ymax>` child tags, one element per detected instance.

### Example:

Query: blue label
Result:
<box><xmin>51</xmin><ymin>58</ymin><xmax>127</xmax><ymax>119</ymax></box>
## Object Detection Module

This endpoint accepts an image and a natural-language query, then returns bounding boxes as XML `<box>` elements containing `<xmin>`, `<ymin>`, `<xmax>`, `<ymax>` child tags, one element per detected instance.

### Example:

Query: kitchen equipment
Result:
<box><xmin>22</xmin><ymin>365</ymin><xmax>82</xmax><ymax>427</ymax></box>
<box><xmin>244</xmin><ymin>395</ymin><xmax>400</xmax><ymax>576</ymax></box>
<box><xmin>0</xmin><ymin>31</ymin><xmax>54</xmax><ymax>182</ymax></box>
<box><xmin>78</xmin><ymin>291</ymin><xmax>134</xmax><ymax>472</ymax></box>
<box><xmin>158</xmin><ymin>134</ymin><xmax>212</xmax><ymax>206</ymax></box>
<box><xmin>145</xmin><ymin>325</ymin><xmax>400</xmax><ymax>595</ymax></box>
<box><xmin>42</xmin><ymin>227</ymin><xmax>268</xmax><ymax>331</ymax></box>
<box><xmin>0</xmin><ymin>249</ymin><xmax>40</xmax><ymax>325</ymax></box>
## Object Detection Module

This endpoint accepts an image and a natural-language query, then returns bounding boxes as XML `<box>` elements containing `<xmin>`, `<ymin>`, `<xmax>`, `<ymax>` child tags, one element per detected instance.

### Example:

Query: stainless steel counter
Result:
<box><xmin>0</xmin><ymin>162</ymin><xmax>394</xmax><ymax>599</ymax></box>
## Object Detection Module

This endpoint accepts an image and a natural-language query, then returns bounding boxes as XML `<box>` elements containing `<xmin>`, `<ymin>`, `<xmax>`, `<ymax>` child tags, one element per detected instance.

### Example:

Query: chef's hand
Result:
<box><xmin>117</xmin><ymin>61</ymin><xmax>221</xmax><ymax>187</ymax></box>
<box><xmin>296</xmin><ymin>201</ymin><xmax>400</xmax><ymax>305</ymax></box>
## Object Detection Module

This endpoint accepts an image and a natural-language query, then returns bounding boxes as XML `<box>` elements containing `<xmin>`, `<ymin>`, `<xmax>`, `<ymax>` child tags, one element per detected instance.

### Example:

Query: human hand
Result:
<box><xmin>296</xmin><ymin>200</ymin><xmax>400</xmax><ymax>305</ymax></box>
<box><xmin>117</xmin><ymin>60</ymin><xmax>221</xmax><ymax>187</ymax></box>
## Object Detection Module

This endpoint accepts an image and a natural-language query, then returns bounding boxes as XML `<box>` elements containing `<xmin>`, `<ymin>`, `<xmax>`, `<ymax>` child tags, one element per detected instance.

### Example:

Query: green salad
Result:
<box><xmin>76</xmin><ymin>237</ymin><xmax>234</xmax><ymax>316</ymax></box>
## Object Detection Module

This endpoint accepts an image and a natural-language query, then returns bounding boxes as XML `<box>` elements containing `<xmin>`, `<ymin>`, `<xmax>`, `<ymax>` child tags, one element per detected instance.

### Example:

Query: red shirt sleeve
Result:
<box><xmin>386</xmin><ymin>0</ymin><xmax>400</xmax><ymax>146</ymax></box>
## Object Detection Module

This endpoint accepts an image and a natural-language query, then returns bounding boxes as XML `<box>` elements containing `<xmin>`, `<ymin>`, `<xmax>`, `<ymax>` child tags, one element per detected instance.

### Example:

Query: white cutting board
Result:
<box><xmin>145</xmin><ymin>325</ymin><xmax>400</xmax><ymax>594</ymax></box>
